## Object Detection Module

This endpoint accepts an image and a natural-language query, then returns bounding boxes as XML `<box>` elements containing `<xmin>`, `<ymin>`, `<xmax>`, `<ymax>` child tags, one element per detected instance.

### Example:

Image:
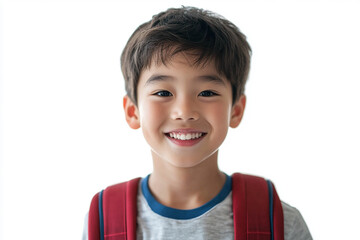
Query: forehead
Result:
<box><xmin>138</xmin><ymin>52</ymin><xmax>227</xmax><ymax>87</ymax></box>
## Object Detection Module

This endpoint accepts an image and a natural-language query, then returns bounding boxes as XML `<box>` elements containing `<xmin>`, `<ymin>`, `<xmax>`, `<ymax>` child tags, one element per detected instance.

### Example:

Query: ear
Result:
<box><xmin>123</xmin><ymin>95</ymin><xmax>140</xmax><ymax>129</ymax></box>
<box><xmin>230</xmin><ymin>94</ymin><xmax>246</xmax><ymax>128</ymax></box>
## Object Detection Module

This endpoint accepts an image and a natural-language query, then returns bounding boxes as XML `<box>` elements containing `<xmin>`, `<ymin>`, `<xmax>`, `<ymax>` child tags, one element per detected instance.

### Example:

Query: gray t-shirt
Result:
<box><xmin>83</xmin><ymin>176</ymin><xmax>312</xmax><ymax>240</ymax></box>
<box><xmin>136</xmin><ymin>175</ymin><xmax>312</xmax><ymax>240</ymax></box>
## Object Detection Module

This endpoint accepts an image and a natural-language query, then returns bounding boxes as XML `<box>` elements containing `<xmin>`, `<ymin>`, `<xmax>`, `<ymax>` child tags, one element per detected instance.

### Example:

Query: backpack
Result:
<box><xmin>88</xmin><ymin>173</ymin><xmax>284</xmax><ymax>240</ymax></box>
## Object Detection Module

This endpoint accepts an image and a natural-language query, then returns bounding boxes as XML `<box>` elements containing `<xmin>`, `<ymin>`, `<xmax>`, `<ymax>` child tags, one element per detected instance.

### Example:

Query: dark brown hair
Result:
<box><xmin>121</xmin><ymin>6</ymin><xmax>252</xmax><ymax>105</ymax></box>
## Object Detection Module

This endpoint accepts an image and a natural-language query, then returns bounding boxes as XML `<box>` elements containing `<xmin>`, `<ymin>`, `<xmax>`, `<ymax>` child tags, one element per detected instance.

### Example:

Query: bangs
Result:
<box><xmin>144</xmin><ymin>44</ymin><xmax>217</xmax><ymax>70</ymax></box>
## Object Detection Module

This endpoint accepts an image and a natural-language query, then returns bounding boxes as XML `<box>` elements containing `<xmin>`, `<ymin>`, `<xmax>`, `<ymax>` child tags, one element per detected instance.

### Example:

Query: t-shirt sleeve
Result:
<box><xmin>282</xmin><ymin>202</ymin><xmax>313</xmax><ymax>240</ymax></box>
<box><xmin>82</xmin><ymin>212</ymin><xmax>88</xmax><ymax>240</ymax></box>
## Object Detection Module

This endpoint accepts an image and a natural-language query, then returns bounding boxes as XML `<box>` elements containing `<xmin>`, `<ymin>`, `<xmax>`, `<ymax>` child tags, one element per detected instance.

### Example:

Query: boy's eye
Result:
<box><xmin>153</xmin><ymin>90</ymin><xmax>173</xmax><ymax>97</ymax></box>
<box><xmin>198</xmin><ymin>90</ymin><xmax>219</xmax><ymax>97</ymax></box>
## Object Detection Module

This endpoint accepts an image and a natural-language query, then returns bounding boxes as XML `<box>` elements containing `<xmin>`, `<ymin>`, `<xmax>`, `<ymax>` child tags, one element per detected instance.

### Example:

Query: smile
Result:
<box><xmin>169</xmin><ymin>132</ymin><xmax>204</xmax><ymax>140</ymax></box>
<box><xmin>165</xmin><ymin>130</ymin><xmax>207</xmax><ymax>147</ymax></box>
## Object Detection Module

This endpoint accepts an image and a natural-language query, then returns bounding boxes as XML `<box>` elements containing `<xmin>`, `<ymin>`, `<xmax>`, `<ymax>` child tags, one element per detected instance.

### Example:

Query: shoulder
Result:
<box><xmin>282</xmin><ymin>202</ymin><xmax>313</xmax><ymax>240</ymax></box>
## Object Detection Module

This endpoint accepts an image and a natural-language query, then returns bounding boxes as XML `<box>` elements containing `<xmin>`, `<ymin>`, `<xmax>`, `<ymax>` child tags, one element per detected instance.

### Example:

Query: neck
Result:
<box><xmin>148</xmin><ymin>151</ymin><xmax>226</xmax><ymax>209</ymax></box>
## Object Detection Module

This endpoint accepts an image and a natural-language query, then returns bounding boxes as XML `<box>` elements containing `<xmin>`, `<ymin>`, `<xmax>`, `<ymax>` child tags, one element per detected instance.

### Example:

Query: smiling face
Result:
<box><xmin>123</xmin><ymin>53</ymin><xmax>246</xmax><ymax>169</ymax></box>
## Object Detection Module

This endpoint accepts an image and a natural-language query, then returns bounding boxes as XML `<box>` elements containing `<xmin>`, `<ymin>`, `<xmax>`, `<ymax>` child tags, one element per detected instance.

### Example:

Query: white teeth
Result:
<box><xmin>168</xmin><ymin>132</ymin><xmax>204</xmax><ymax>140</ymax></box>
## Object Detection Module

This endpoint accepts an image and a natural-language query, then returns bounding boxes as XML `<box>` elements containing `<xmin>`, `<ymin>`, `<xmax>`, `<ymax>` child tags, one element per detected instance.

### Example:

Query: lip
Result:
<box><xmin>165</xmin><ymin>128</ymin><xmax>206</xmax><ymax>134</ymax></box>
<box><xmin>164</xmin><ymin>129</ymin><xmax>207</xmax><ymax>147</ymax></box>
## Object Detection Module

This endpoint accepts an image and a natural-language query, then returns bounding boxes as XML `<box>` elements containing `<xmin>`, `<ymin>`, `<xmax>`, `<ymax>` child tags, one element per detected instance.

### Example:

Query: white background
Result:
<box><xmin>1</xmin><ymin>0</ymin><xmax>360</xmax><ymax>239</ymax></box>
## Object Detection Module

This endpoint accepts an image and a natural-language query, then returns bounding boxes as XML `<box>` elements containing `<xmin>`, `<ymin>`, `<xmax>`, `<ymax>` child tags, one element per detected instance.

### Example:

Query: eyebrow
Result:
<box><xmin>145</xmin><ymin>74</ymin><xmax>226</xmax><ymax>86</ymax></box>
<box><xmin>145</xmin><ymin>74</ymin><xmax>173</xmax><ymax>85</ymax></box>
<box><xmin>197</xmin><ymin>75</ymin><xmax>226</xmax><ymax>85</ymax></box>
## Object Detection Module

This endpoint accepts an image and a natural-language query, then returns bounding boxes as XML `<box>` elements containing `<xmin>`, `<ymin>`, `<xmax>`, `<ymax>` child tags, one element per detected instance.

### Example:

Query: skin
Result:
<box><xmin>123</xmin><ymin>52</ymin><xmax>246</xmax><ymax>210</ymax></box>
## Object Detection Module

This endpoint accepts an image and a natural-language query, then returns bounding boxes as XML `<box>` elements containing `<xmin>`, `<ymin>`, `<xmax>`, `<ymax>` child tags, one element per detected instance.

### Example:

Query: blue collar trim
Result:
<box><xmin>141</xmin><ymin>174</ymin><xmax>232</xmax><ymax>220</ymax></box>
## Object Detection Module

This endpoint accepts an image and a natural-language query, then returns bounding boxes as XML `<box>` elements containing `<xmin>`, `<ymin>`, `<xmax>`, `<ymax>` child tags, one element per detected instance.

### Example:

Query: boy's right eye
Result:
<box><xmin>153</xmin><ymin>90</ymin><xmax>173</xmax><ymax>97</ymax></box>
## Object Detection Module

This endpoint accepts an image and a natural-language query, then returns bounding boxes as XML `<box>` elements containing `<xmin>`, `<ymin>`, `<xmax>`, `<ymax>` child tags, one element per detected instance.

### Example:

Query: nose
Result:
<box><xmin>170</xmin><ymin>97</ymin><xmax>200</xmax><ymax>121</ymax></box>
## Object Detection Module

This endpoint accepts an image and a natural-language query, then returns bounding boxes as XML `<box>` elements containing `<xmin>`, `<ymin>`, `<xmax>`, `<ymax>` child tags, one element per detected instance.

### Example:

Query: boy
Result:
<box><xmin>84</xmin><ymin>6</ymin><xmax>312</xmax><ymax>240</ymax></box>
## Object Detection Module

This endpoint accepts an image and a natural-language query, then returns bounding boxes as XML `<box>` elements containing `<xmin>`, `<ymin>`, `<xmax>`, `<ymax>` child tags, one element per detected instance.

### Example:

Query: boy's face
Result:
<box><xmin>124</xmin><ymin>53</ymin><xmax>246</xmax><ymax>169</ymax></box>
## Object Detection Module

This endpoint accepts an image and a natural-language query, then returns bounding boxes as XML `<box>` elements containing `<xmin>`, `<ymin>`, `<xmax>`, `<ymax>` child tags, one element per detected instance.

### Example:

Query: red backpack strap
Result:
<box><xmin>88</xmin><ymin>178</ymin><xmax>141</xmax><ymax>240</ymax></box>
<box><xmin>89</xmin><ymin>192</ymin><xmax>101</xmax><ymax>240</ymax></box>
<box><xmin>271</xmin><ymin>182</ymin><xmax>284</xmax><ymax>240</ymax></box>
<box><xmin>232</xmin><ymin>173</ymin><xmax>284</xmax><ymax>240</ymax></box>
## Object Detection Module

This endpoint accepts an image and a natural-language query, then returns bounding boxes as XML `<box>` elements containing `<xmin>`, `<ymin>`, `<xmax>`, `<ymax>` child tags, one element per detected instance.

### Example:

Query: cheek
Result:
<box><xmin>202</xmin><ymin>102</ymin><xmax>232</xmax><ymax>139</ymax></box>
<box><xmin>139</xmin><ymin>101</ymin><xmax>166</xmax><ymax>129</ymax></box>
<box><xmin>209</xmin><ymin>102</ymin><xmax>232</xmax><ymax>124</ymax></box>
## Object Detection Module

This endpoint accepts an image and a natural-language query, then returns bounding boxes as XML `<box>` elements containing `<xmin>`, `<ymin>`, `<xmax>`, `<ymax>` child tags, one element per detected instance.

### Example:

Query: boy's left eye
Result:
<box><xmin>198</xmin><ymin>90</ymin><xmax>219</xmax><ymax>97</ymax></box>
